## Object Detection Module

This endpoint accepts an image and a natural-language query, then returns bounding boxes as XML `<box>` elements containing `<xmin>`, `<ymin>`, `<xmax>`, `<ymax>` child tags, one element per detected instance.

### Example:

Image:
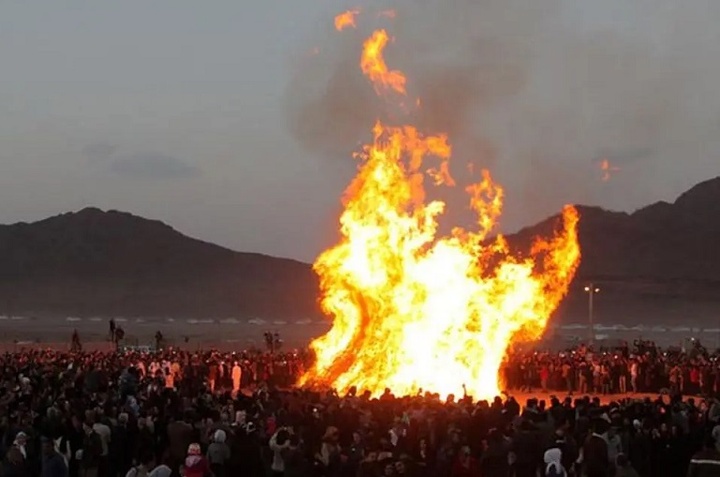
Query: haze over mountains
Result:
<box><xmin>0</xmin><ymin>176</ymin><xmax>718</xmax><ymax>323</ymax></box>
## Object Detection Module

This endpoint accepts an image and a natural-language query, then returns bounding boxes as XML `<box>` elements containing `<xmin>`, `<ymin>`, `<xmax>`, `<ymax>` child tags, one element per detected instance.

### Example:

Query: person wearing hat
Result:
<box><xmin>183</xmin><ymin>443</ymin><xmax>209</xmax><ymax>477</ymax></box>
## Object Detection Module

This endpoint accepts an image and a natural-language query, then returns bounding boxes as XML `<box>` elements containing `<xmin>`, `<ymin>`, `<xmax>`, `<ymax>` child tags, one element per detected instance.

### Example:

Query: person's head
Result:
<box><xmin>276</xmin><ymin>429</ymin><xmax>290</xmax><ymax>446</ymax></box>
<box><xmin>213</xmin><ymin>430</ymin><xmax>227</xmax><ymax>443</ymax></box>
<box><xmin>353</xmin><ymin>431</ymin><xmax>362</xmax><ymax>444</ymax></box>
<box><xmin>14</xmin><ymin>432</ymin><xmax>27</xmax><ymax>447</ymax></box>
<box><xmin>83</xmin><ymin>422</ymin><xmax>94</xmax><ymax>435</ymax></box>
<box><xmin>383</xmin><ymin>461</ymin><xmax>396</xmax><ymax>476</ymax></box>
<box><xmin>187</xmin><ymin>443</ymin><xmax>201</xmax><ymax>456</ymax></box>
<box><xmin>394</xmin><ymin>460</ymin><xmax>406</xmax><ymax>474</ymax></box>
<box><xmin>41</xmin><ymin>438</ymin><xmax>55</xmax><ymax>456</ymax></box>
<box><xmin>118</xmin><ymin>413</ymin><xmax>129</xmax><ymax>426</ymax></box>
<box><xmin>616</xmin><ymin>454</ymin><xmax>630</xmax><ymax>468</ymax></box>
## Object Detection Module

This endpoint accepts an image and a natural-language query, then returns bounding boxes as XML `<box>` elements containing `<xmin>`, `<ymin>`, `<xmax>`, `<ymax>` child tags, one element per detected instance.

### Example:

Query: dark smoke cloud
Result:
<box><xmin>285</xmin><ymin>0</ymin><xmax>720</xmax><ymax>230</ymax></box>
<box><xmin>283</xmin><ymin>0</ymin><xmax>551</xmax><ymax>168</ymax></box>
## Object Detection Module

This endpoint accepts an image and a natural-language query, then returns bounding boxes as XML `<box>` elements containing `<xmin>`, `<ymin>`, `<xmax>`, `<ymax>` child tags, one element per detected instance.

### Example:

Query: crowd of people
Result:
<box><xmin>502</xmin><ymin>339</ymin><xmax>720</xmax><ymax>396</ymax></box>
<box><xmin>2</xmin><ymin>337</ymin><xmax>720</xmax><ymax>476</ymax></box>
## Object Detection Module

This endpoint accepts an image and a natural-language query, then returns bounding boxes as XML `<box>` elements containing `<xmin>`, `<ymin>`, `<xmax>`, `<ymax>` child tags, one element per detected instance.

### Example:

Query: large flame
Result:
<box><xmin>300</xmin><ymin>16</ymin><xmax>581</xmax><ymax>401</ymax></box>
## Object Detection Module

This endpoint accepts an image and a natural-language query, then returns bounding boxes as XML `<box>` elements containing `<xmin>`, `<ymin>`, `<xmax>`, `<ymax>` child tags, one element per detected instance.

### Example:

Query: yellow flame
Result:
<box><xmin>299</xmin><ymin>23</ymin><xmax>581</xmax><ymax>401</ymax></box>
<box><xmin>360</xmin><ymin>30</ymin><xmax>407</xmax><ymax>95</ymax></box>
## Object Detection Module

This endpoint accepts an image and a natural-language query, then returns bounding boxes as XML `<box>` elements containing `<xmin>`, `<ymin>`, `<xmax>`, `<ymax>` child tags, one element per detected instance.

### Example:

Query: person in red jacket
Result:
<box><xmin>183</xmin><ymin>443</ymin><xmax>210</xmax><ymax>477</ymax></box>
<box><xmin>451</xmin><ymin>446</ymin><xmax>481</xmax><ymax>477</ymax></box>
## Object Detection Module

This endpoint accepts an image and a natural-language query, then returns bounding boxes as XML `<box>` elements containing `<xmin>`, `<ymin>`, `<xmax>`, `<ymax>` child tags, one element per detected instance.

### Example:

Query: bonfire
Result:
<box><xmin>299</xmin><ymin>10</ymin><xmax>581</xmax><ymax>401</ymax></box>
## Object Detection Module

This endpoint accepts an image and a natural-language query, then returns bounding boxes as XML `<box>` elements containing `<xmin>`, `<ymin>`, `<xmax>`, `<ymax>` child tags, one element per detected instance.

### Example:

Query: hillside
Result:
<box><xmin>0</xmin><ymin>176</ymin><xmax>718</xmax><ymax>322</ymax></box>
<box><xmin>508</xmin><ymin>176</ymin><xmax>720</xmax><ymax>324</ymax></box>
<box><xmin>0</xmin><ymin>208</ymin><xmax>320</xmax><ymax>319</ymax></box>
<box><xmin>510</xmin><ymin>176</ymin><xmax>720</xmax><ymax>285</ymax></box>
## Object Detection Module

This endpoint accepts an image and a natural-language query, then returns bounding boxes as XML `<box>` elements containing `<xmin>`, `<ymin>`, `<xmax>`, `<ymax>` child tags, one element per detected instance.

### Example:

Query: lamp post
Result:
<box><xmin>584</xmin><ymin>283</ymin><xmax>600</xmax><ymax>346</ymax></box>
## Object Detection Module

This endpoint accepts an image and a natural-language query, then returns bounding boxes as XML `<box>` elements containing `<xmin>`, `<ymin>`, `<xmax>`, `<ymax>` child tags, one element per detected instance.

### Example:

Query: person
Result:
<box><xmin>582</xmin><ymin>421</ymin><xmax>610</xmax><ymax>477</ymax></box>
<box><xmin>124</xmin><ymin>460</ymin><xmax>149</xmax><ymax>477</ymax></box>
<box><xmin>183</xmin><ymin>443</ymin><xmax>210</xmax><ymax>477</ymax></box>
<box><xmin>41</xmin><ymin>436</ymin><xmax>69</xmax><ymax>477</ymax></box>
<box><xmin>231</xmin><ymin>362</ymin><xmax>242</xmax><ymax>396</ymax></box>
<box><xmin>79</xmin><ymin>421</ymin><xmax>103</xmax><ymax>477</ymax></box>
<box><xmin>13</xmin><ymin>432</ymin><xmax>29</xmax><ymax>460</ymax></box>
<box><xmin>544</xmin><ymin>448</ymin><xmax>566</xmax><ymax>477</ymax></box>
<box><xmin>2</xmin><ymin>447</ymin><xmax>29</xmax><ymax>477</ymax></box>
<box><xmin>451</xmin><ymin>446</ymin><xmax>480</xmax><ymax>477</ymax></box>
<box><xmin>207</xmin><ymin>430</ymin><xmax>230</xmax><ymax>477</ymax></box>
<box><xmin>154</xmin><ymin>331</ymin><xmax>163</xmax><ymax>350</ymax></box>
<box><xmin>147</xmin><ymin>462</ymin><xmax>172</xmax><ymax>477</ymax></box>
<box><xmin>614</xmin><ymin>454</ymin><xmax>639</xmax><ymax>477</ymax></box>
<box><xmin>71</xmin><ymin>330</ymin><xmax>82</xmax><ymax>352</ymax></box>
<box><xmin>269</xmin><ymin>428</ymin><xmax>291</xmax><ymax>476</ymax></box>
<box><xmin>686</xmin><ymin>436</ymin><xmax>720</xmax><ymax>477</ymax></box>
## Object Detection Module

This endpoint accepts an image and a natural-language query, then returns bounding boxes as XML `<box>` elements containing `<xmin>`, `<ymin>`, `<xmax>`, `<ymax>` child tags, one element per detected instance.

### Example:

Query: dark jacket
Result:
<box><xmin>582</xmin><ymin>433</ymin><xmax>609</xmax><ymax>477</ymax></box>
<box><xmin>80</xmin><ymin>431</ymin><xmax>103</xmax><ymax>470</ymax></box>
<box><xmin>41</xmin><ymin>452</ymin><xmax>69</xmax><ymax>477</ymax></box>
<box><xmin>687</xmin><ymin>448</ymin><xmax>720</xmax><ymax>477</ymax></box>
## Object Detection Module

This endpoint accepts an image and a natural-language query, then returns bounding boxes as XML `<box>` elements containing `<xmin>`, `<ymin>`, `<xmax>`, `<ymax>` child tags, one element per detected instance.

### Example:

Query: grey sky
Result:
<box><xmin>1</xmin><ymin>1</ymin><xmax>719</xmax><ymax>262</ymax></box>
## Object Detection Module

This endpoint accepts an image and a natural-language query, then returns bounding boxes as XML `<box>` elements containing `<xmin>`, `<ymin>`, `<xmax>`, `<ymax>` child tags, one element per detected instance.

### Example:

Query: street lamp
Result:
<box><xmin>584</xmin><ymin>283</ymin><xmax>600</xmax><ymax>346</ymax></box>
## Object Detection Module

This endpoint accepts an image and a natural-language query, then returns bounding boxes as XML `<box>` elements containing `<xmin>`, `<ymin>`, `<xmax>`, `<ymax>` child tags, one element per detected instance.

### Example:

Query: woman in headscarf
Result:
<box><xmin>12</xmin><ymin>432</ymin><xmax>28</xmax><ymax>460</ymax></box>
<box><xmin>183</xmin><ymin>443</ymin><xmax>210</xmax><ymax>477</ymax></box>
<box><xmin>544</xmin><ymin>448</ymin><xmax>567</xmax><ymax>477</ymax></box>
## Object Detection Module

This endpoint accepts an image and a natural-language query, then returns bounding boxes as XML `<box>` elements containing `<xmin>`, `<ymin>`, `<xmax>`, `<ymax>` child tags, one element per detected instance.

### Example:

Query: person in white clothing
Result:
<box><xmin>232</xmin><ymin>362</ymin><xmax>242</xmax><ymax>396</ymax></box>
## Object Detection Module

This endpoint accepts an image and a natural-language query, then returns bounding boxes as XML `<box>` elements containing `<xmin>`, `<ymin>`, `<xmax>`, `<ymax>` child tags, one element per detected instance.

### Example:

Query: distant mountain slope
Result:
<box><xmin>0</xmin><ymin>208</ymin><xmax>320</xmax><ymax>319</ymax></box>
<box><xmin>505</xmin><ymin>176</ymin><xmax>720</xmax><ymax>325</ymax></box>
<box><xmin>0</xmin><ymin>176</ymin><xmax>718</xmax><ymax>322</ymax></box>
<box><xmin>508</xmin><ymin>176</ymin><xmax>720</xmax><ymax>285</ymax></box>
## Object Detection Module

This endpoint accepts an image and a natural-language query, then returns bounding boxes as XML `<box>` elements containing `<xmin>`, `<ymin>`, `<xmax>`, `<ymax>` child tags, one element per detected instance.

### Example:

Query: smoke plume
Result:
<box><xmin>284</xmin><ymin>0</ymin><xmax>720</xmax><ymax>230</ymax></box>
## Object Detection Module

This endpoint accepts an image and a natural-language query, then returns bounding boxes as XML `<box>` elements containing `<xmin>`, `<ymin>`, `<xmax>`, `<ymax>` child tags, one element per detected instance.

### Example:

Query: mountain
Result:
<box><xmin>508</xmin><ymin>176</ymin><xmax>720</xmax><ymax>325</ymax></box>
<box><xmin>0</xmin><ymin>176</ymin><xmax>718</xmax><ymax>323</ymax></box>
<box><xmin>510</xmin><ymin>176</ymin><xmax>720</xmax><ymax>284</ymax></box>
<box><xmin>0</xmin><ymin>208</ymin><xmax>320</xmax><ymax>319</ymax></box>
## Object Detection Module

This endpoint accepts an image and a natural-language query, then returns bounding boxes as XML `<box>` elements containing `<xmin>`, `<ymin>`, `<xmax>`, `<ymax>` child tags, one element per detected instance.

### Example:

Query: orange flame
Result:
<box><xmin>335</xmin><ymin>9</ymin><xmax>359</xmax><ymax>31</ymax></box>
<box><xmin>299</xmin><ymin>24</ymin><xmax>581</xmax><ymax>401</ymax></box>
<box><xmin>599</xmin><ymin>158</ymin><xmax>620</xmax><ymax>181</ymax></box>
<box><xmin>360</xmin><ymin>30</ymin><xmax>407</xmax><ymax>95</ymax></box>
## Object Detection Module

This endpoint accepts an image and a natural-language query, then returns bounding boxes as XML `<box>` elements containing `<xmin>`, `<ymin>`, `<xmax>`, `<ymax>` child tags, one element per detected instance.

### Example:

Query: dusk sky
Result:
<box><xmin>2</xmin><ymin>0</ymin><xmax>719</xmax><ymax>262</ymax></box>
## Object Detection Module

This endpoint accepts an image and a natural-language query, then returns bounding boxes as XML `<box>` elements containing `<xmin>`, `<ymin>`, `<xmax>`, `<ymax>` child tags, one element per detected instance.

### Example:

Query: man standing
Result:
<box><xmin>80</xmin><ymin>421</ymin><xmax>103</xmax><ymax>477</ymax></box>
<box><xmin>582</xmin><ymin>421</ymin><xmax>609</xmax><ymax>477</ymax></box>
<box><xmin>42</xmin><ymin>437</ymin><xmax>68</xmax><ymax>477</ymax></box>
